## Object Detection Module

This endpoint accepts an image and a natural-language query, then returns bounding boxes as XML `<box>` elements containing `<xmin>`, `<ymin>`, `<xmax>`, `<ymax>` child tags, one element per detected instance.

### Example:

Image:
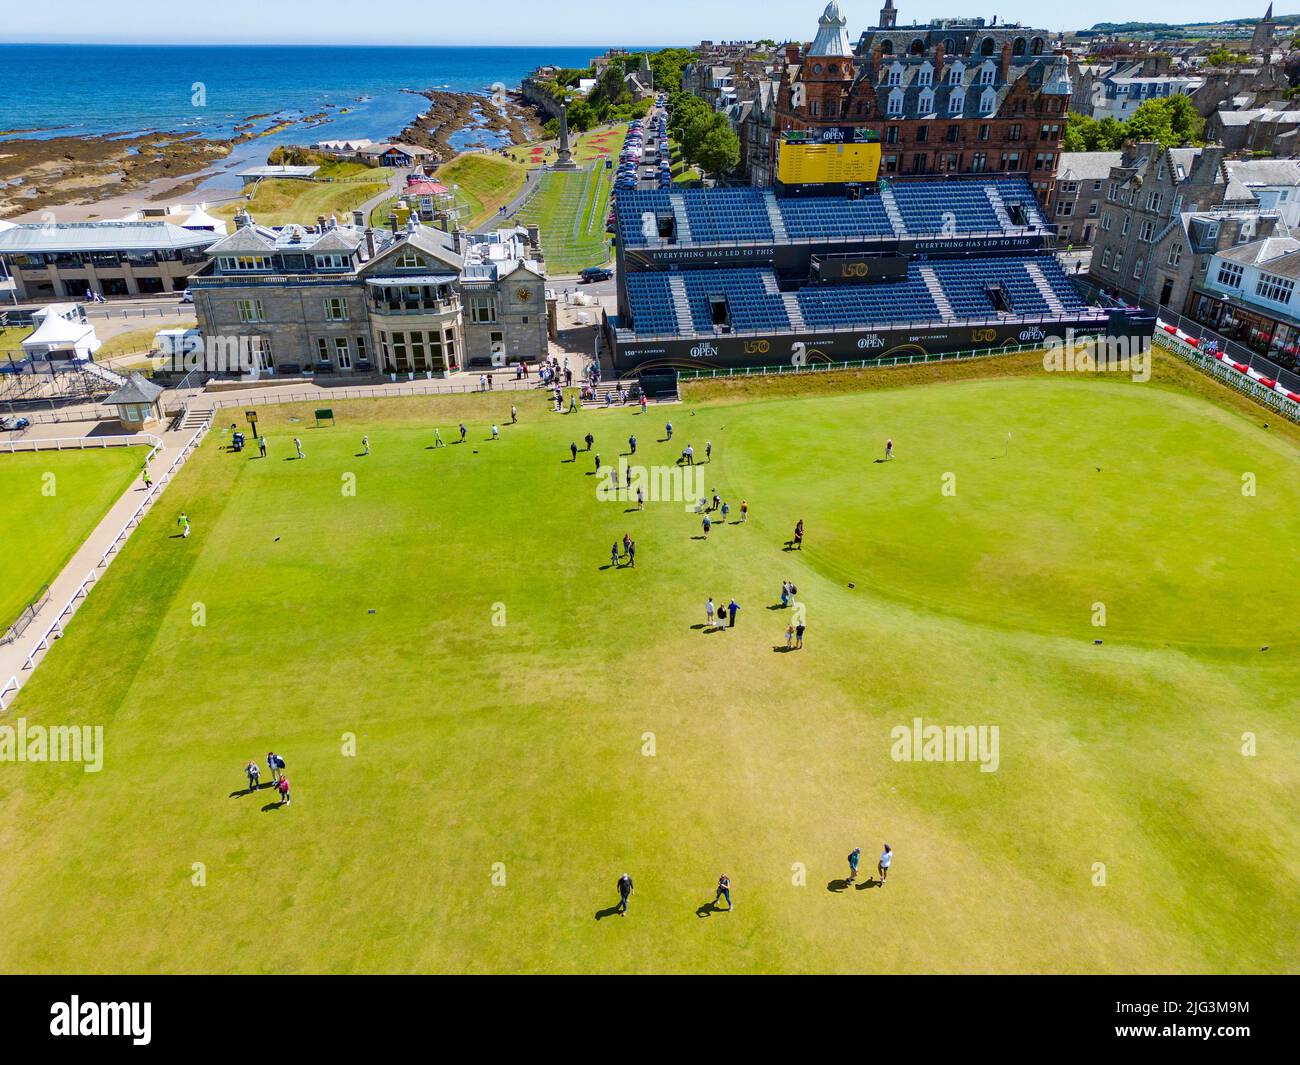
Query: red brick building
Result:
<box><xmin>764</xmin><ymin>4</ymin><xmax>1072</xmax><ymax>202</ymax></box>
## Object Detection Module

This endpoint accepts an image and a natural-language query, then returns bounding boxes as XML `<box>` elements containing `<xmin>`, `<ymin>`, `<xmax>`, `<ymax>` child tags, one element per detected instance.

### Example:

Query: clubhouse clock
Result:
<box><xmin>516</xmin><ymin>287</ymin><xmax>532</xmax><ymax>303</ymax></box>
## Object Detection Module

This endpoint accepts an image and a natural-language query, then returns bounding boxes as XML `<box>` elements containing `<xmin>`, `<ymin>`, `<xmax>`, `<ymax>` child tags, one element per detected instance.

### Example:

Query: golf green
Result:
<box><xmin>0</xmin><ymin>361</ymin><xmax>1295</xmax><ymax>974</ymax></box>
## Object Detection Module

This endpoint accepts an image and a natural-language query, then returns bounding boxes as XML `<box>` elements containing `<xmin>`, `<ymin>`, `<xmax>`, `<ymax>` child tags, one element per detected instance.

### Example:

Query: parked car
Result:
<box><xmin>0</xmin><ymin>415</ymin><xmax>31</xmax><ymax>432</ymax></box>
<box><xmin>578</xmin><ymin>266</ymin><xmax>613</xmax><ymax>283</ymax></box>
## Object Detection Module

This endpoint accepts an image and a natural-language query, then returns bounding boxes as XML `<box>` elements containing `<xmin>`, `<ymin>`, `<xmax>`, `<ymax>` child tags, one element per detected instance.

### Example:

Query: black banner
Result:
<box><xmin>0</xmin><ymin>975</ymin><xmax>1286</xmax><ymax>1052</ymax></box>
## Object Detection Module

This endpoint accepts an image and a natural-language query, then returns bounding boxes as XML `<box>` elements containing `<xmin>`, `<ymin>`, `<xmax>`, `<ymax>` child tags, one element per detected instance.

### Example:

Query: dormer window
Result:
<box><xmin>980</xmin><ymin>63</ymin><xmax>995</xmax><ymax>86</ymax></box>
<box><xmin>949</xmin><ymin>92</ymin><xmax>964</xmax><ymax>114</ymax></box>
<box><xmin>314</xmin><ymin>254</ymin><xmax>349</xmax><ymax>270</ymax></box>
<box><xmin>887</xmin><ymin>88</ymin><xmax>904</xmax><ymax>115</ymax></box>
<box><xmin>396</xmin><ymin>251</ymin><xmax>426</xmax><ymax>269</ymax></box>
<box><xmin>947</xmin><ymin>62</ymin><xmax>964</xmax><ymax>86</ymax></box>
<box><xmin>980</xmin><ymin>88</ymin><xmax>996</xmax><ymax>114</ymax></box>
<box><xmin>918</xmin><ymin>89</ymin><xmax>934</xmax><ymax>113</ymax></box>
<box><xmin>917</xmin><ymin>64</ymin><xmax>933</xmax><ymax>87</ymax></box>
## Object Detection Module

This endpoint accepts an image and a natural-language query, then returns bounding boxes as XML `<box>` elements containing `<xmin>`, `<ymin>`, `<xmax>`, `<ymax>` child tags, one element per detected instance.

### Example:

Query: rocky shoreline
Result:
<box><xmin>396</xmin><ymin>88</ymin><xmax>544</xmax><ymax>164</ymax></box>
<box><xmin>0</xmin><ymin>87</ymin><xmax>546</xmax><ymax>219</ymax></box>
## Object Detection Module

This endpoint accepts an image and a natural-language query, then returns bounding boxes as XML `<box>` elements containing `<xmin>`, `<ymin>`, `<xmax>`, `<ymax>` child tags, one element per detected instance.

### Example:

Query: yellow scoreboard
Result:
<box><xmin>777</xmin><ymin>139</ymin><xmax>881</xmax><ymax>186</ymax></box>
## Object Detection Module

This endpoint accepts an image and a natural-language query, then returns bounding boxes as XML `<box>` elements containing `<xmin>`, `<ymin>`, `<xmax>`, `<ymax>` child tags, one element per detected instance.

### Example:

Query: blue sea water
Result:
<box><xmin>0</xmin><ymin>44</ymin><xmax>639</xmax><ymax>191</ymax></box>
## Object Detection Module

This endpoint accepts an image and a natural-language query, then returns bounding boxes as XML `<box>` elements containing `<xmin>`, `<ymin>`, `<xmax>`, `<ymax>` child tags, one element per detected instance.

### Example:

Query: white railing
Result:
<box><xmin>5</xmin><ymin>411</ymin><xmax>214</xmax><ymax>701</ymax></box>
<box><xmin>0</xmin><ymin>675</ymin><xmax>17</xmax><ymax>711</ymax></box>
<box><xmin>1</xmin><ymin>433</ymin><xmax>164</xmax><ymax>462</ymax></box>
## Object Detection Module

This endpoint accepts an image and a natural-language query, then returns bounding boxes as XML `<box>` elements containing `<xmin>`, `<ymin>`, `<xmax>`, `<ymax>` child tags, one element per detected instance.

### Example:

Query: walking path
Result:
<box><xmin>0</xmin><ymin>417</ymin><xmax>212</xmax><ymax>708</ymax></box>
<box><xmin>474</xmin><ymin>165</ymin><xmax>545</xmax><ymax>234</ymax></box>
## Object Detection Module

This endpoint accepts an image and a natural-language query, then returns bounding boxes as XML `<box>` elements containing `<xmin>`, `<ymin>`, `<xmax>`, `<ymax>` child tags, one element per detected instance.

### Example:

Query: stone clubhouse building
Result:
<box><xmin>188</xmin><ymin>211</ymin><xmax>554</xmax><ymax>377</ymax></box>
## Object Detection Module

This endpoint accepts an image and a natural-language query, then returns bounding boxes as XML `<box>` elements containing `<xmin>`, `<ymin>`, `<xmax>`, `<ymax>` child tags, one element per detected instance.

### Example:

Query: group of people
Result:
<box><xmin>678</xmin><ymin>440</ymin><xmax>712</xmax><ymax>465</ymax></box>
<box><xmin>243</xmin><ymin>751</ymin><xmax>292</xmax><ymax>807</ymax></box>
<box><xmin>611</xmin><ymin>848</ymin><xmax>896</xmax><ymax>917</ymax></box>
<box><xmin>698</xmin><ymin>490</ymin><xmax>745</xmax><ymax>535</ymax></box>
<box><xmin>846</xmin><ymin>844</ymin><xmax>893</xmax><ymax>887</ymax></box>
<box><xmin>704</xmin><ymin>596</ymin><xmax>741</xmax><ymax>630</ymax></box>
<box><xmin>611</xmin><ymin>872</ymin><xmax>731</xmax><ymax>917</ymax></box>
<box><xmin>611</xmin><ymin>533</ymin><xmax>637</xmax><ymax>569</ymax></box>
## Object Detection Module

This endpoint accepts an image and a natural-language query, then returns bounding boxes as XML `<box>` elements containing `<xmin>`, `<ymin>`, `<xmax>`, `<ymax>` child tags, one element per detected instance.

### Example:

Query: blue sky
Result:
<box><xmin>0</xmin><ymin>0</ymin><xmax>1284</xmax><ymax>45</ymax></box>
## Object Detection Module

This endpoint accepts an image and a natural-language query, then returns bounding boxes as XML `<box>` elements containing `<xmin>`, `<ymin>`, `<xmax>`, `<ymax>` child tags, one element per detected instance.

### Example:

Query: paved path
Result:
<box><xmin>0</xmin><ymin>421</ymin><xmax>206</xmax><ymax>703</ymax></box>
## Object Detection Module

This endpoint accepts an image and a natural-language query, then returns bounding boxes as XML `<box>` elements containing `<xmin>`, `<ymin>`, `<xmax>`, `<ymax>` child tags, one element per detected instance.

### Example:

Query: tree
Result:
<box><xmin>695</xmin><ymin>123</ymin><xmax>741</xmax><ymax>177</ymax></box>
<box><xmin>566</xmin><ymin>99</ymin><xmax>595</xmax><ymax>133</ymax></box>
<box><xmin>541</xmin><ymin>118</ymin><xmax>560</xmax><ymax>140</ymax></box>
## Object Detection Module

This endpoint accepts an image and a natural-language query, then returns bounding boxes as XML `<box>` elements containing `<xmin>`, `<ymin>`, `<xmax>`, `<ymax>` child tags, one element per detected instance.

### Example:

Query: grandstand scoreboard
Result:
<box><xmin>777</xmin><ymin>128</ymin><xmax>881</xmax><ymax>187</ymax></box>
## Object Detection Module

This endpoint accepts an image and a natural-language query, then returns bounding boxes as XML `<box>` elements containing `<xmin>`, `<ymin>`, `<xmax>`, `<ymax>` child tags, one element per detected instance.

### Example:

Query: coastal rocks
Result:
<box><xmin>398</xmin><ymin>88</ymin><xmax>543</xmax><ymax>163</ymax></box>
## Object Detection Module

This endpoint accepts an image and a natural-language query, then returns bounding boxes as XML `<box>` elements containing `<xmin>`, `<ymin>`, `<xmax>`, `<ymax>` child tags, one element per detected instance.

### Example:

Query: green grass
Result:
<box><xmin>516</xmin><ymin>166</ymin><xmax>613</xmax><ymax>275</ymax></box>
<box><xmin>0</xmin><ymin>449</ymin><xmax>142</xmax><ymax>628</ymax></box>
<box><xmin>214</xmin><ymin>162</ymin><xmax>388</xmax><ymax>227</ymax></box>
<box><xmin>0</xmin><ymin>361</ymin><xmax>1297</xmax><ymax>974</ymax></box>
<box><xmin>434</xmin><ymin>153</ymin><xmax>527</xmax><ymax>230</ymax></box>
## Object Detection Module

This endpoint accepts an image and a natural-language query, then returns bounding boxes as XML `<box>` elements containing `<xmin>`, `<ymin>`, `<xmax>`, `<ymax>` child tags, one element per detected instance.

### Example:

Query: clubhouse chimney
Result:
<box><xmin>1000</xmin><ymin>41</ymin><xmax>1012</xmax><ymax>82</ymax></box>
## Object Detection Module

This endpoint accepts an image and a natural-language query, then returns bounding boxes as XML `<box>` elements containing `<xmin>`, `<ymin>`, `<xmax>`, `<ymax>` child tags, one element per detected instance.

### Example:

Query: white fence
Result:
<box><xmin>2</xmin><ymin>412</ymin><xmax>213</xmax><ymax>709</ymax></box>
<box><xmin>1</xmin><ymin>433</ymin><xmax>164</xmax><ymax>461</ymax></box>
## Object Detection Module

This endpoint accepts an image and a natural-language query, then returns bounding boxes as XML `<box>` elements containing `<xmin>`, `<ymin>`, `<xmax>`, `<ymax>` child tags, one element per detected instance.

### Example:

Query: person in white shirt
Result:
<box><xmin>878</xmin><ymin>843</ymin><xmax>893</xmax><ymax>886</ymax></box>
<box><xmin>705</xmin><ymin>598</ymin><xmax>715</xmax><ymax>629</ymax></box>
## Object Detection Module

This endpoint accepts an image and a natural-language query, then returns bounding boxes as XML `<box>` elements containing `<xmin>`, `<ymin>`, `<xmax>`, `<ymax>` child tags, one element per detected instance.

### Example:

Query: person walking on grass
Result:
<box><xmin>640</xmin><ymin>393</ymin><xmax>648</xmax><ymax>415</ymax></box>
<box><xmin>878</xmin><ymin>843</ymin><xmax>892</xmax><ymax>886</ymax></box>
<box><xmin>434</xmin><ymin>428</ymin><xmax>444</xmax><ymax>448</ymax></box>
<box><xmin>636</xmin><ymin>487</ymin><xmax>645</xmax><ymax>511</ymax></box>
<box><xmin>705</xmin><ymin>440</ymin><xmax>712</xmax><ymax>463</ymax></box>
<box><xmin>627</xmin><ymin>539</ymin><xmax>635</xmax><ymax>568</ymax></box>
<box><xmin>245</xmin><ymin>760</ymin><xmax>260</xmax><ymax>791</ymax></box>
<box><xmin>294</xmin><ymin>437</ymin><xmax>303</xmax><ymax>459</ymax></box>
<box><xmin>616</xmin><ymin>872</ymin><xmax>634</xmax><ymax>916</ymax></box>
<box><xmin>362</xmin><ymin>435</ymin><xmax>370</xmax><ymax>456</ymax></box>
<box><xmin>570</xmin><ymin>441</ymin><xmax>578</xmax><ymax>463</ymax></box>
<box><xmin>259</xmin><ymin>436</ymin><xmax>267</xmax><ymax>458</ymax></box>
<box><xmin>511</xmin><ymin>404</ymin><xmax>517</xmax><ymax>425</ymax></box>
<box><xmin>720</xmin><ymin>500</ymin><xmax>730</xmax><ymax>523</ymax></box>
<box><xmin>278</xmin><ymin>776</ymin><xmax>291</xmax><ymax>806</ymax></box>
<box><xmin>458</xmin><ymin>423</ymin><xmax>467</xmax><ymax>444</ymax></box>
<box><xmin>491</xmin><ymin>425</ymin><xmax>500</xmax><ymax>441</ymax></box>
<box><xmin>706</xmin><ymin>597</ymin><xmax>716</xmax><ymax>630</ymax></box>
<box><xmin>795</xmin><ymin>621</ymin><xmax>805</xmax><ymax>649</ymax></box>
<box><xmin>785</xmin><ymin>623</ymin><xmax>795</xmax><ymax>650</ymax></box>
<box><xmin>740</xmin><ymin>499</ymin><xmax>748</xmax><ymax>523</ymax></box>
<box><xmin>714</xmin><ymin>874</ymin><xmax>733</xmax><ymax>912</ymax></box>
<box><xmin>847</xmin><ymin>846</ymin><xmax>862</xmax><ymax>884</ymax></box>
<box><xmin>629</xmin><ymin>434</ymin><xmax>637</xmax><ymax>456</ymax></box>
<box><xmin>885</xmin><ymin>438</ymin><xmax>894</xmax><ymax>461</ymax></box>
<box><xmin>728</xmin><ymin>597</ymin><xmax>739</xmax><ymax>628</ymax></box>
<box><xmin>611</xmin><ymin>542</ymin><xmax>621</xmax><ymax>569</ymax></box>
<box><xmin>585</xmin><ymin>432</ymin><xmax>594</xmax><ymax>452</ymax></box>
<box><xmin>702</xmin><ymin>513</ymin><xmax>712</xmax><ymax>538</ymax></box>
<box><xmin>666</xmin><ymin>421</ymin><xmax>673</xmax><ymax>441</ymax></box>
<box><xmin>267</xmin><ymin>751</ymin><xmax>280</xmax><ymax>784</ymax></box>
<box><xmin>594</xmin><ymin>453</ymin><xmax>601</xmax><ymax>473</ymax></box>
<box><xmin>177</xmin><ymin>512</ymin><xmax>191</xmax><ymax>539</ymax></box>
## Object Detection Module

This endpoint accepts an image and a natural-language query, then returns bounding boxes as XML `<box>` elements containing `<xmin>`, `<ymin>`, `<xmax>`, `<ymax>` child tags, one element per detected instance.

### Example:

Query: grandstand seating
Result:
<box><xmin>778</xmin><ymin>196</ymin><xmax>896</xmax><ymax>240</ymax></box>
<box><xmin>679</xmin><ymin>269</ymin><xmax>791</xmax><ymax>332</ymax></box>
<box><xmin>623</xmin><ymin>255</ymin><xmax>1089</xmax><ymax>336</ymax></box>
<box><xmin>616</xmin><ymin>178</ymin><xmax>1049</xmax><ymax>247</ymax></box>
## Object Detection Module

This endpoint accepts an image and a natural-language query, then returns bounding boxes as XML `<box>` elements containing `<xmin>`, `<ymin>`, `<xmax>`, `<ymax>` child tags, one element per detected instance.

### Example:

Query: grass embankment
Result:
<box><xmin>214</xmin><ymin>161</ymin><xmax>389</xmax><ymax>228</ymax></box>
<box><xmin>516</xmin><ymin>165</ymin><xmax>613</xmax><ymax>275</ymax></box>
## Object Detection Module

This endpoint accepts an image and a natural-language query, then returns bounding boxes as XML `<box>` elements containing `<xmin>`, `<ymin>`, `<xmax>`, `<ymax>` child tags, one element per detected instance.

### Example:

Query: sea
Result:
<box><xmin>0</xmin><ymin>44</ymin><xmax>645</xmax><ymax>192</ymax></box>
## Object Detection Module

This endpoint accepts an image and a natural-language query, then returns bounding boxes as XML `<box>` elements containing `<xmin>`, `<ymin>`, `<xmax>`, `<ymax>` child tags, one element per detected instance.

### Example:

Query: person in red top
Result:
<box><xmin>277</xmin><ymin>777</ymin><xmax>291</xmax><ymax>806</ymax></box>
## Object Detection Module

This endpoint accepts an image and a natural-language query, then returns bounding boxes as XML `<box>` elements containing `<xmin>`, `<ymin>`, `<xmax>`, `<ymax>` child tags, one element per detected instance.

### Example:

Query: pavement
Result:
<box><xmin>0</xmin><ymin>419</ymin><xmax>208</xmax><ymax>700</ymax></box>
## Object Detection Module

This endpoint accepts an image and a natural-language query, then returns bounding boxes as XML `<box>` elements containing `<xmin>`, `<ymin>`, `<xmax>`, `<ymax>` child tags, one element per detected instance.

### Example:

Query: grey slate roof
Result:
<box><xmin>1056</xmin><ymin>151</ymin><xmax>1123</xmax><ymax>182</ymax></box>
<box><xmin>0</xmin><ymin>221</ymin><xmax>219</xmax><ymax>255</ymax></box>
<box><xmin>103</xmin><ymin>372</ymin><xmax>164</xmax><ymax>406</ymax></box>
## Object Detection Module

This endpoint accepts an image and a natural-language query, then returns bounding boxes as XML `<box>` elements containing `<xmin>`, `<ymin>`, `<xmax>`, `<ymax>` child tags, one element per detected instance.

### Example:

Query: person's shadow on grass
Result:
<box><xmin>856</xmin><ymin>878</ymin><xmax>879</xmax><ymax>890</ymax></box>
<box><xmin>594</xmin><ymin>905</ymin><xmax>623</xmax><ymax>921</ymax></box>
<box><xmin>772</xmin><ymin>645</ymin><xmax>794</xmax><ymax>653</ymax></box>
<box><xmin>261</xmin><ymin>800</ymin><xmax>287</xmax><ymax>812</ymax></box>
<box><xmin>695</xmin><ymin>900</ymin><xmax>722</xmax><ymax>918</ymax></box>
<box><xmin>827</xmin><ymin>878</ymin><xmax>851</xmax><ymax>893</ymax></box>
